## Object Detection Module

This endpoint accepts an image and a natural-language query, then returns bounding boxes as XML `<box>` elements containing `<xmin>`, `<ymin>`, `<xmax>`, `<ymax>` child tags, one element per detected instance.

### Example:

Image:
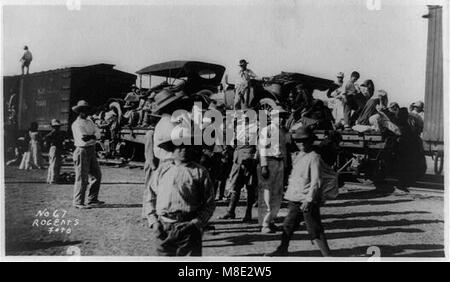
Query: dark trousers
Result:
<box><xmin>212</xmin><ymin>153</ymin><xmax>232</xmax><ymax>199</ymax></box>
<box><xmin>156</xmin><ymin>221</ymin><xmax>202</xmax><ymax>256</ymax></box>
<box><xmin>21</xmin><ymin>61</ymin><xmax>30</xmax><ymax>75</ymax></box>
<box><xmin>280</xmin><ymin>201</ymin><xmax>324</xmax><ymax>249</ymax></box>
<box><xmin>226</xmin><ymin>159</ymin><xmax>257</xmax><ymax>214</ymax></box>
<box><xmin>343</xmin><ymin>95</ymin><xmax>357</xmax><ymax>126</ymax></box>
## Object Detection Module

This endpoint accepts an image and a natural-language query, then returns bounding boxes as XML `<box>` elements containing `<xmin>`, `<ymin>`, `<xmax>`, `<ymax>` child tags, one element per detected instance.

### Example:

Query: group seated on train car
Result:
<box><xmin>286</xmin><ymin>98</ymin><xmax>335</xmax><ymax>132</ymax></box>
<box><xmin>352</xmin><ymin>90</ymin><xmax>401</xmax><ymax>136</ymax></box>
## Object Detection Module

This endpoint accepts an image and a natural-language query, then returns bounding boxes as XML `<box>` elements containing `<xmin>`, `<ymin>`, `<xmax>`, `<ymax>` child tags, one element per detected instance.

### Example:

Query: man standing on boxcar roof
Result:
<box><xmin>71</xmin><ymin>100</ymin><xmax>104</xmax><ymax>209</ymax></box>
<box><xmin>20</xmin><ymin>46</ymin><xmax>33</xmax><ymax>75</ymax></box>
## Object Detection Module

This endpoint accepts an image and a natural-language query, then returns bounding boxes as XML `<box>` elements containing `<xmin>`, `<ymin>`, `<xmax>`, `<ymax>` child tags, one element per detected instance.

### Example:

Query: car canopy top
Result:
<box><xmin>136</xmin><ymin>60</ymin><xmax>225</xmax><ymax>86</ymax></box>
<box><xmin>269</xmin><ymin>71</ymin><xmax>338</xmax><ymax>91</ymax></box>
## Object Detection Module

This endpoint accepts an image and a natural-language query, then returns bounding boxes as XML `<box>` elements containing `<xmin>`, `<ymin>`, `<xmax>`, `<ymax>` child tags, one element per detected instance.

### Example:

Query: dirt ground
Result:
<box><xmin>3</xmin><ymin>162</ymin><xmax>445</xmax><ymax>258</ymax></box>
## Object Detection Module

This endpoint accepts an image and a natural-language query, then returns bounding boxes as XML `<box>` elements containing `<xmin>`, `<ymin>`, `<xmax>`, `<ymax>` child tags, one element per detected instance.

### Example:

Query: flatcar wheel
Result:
<box><xmin>256</xmin><ymin>103</ymin><xmax>272</xmax><ymax>124</ymax></box>
<box><xmin>118</xmin><ymin>141</ymin><xmax>135</xmax><ymax>160</ymax></box>
<box><xmin>434</xmin><ymin>151</ymin><xmax>443</xmax><ymax>175</ymax></box>
<box><xmin>258</xmin><ymin>102</ymin><xmax>273</xmax><ymax>113</ymax></box>
<box><xmin>257</xmin><ymin>98</ymin><xmax>278</xmax><ymax>123</ymax></box>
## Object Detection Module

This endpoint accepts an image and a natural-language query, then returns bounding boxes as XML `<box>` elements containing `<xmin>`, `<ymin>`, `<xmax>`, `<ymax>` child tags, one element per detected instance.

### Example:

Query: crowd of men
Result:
<box><xmin>7</xmin><ymin>59</ymin><xmax>427</xmax><ymax>257</ymax></box>
<box><xmin>91</xmin><ymin>60</ymin><xmax>426</xmax><ymax>256</ymax></box>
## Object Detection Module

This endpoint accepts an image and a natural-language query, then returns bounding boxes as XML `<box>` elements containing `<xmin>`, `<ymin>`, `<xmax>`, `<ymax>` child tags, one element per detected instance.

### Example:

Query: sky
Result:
<box><xmin>1</xmin><ymin>0</ymin><xmax>447</xmax><ymax>106</ymax></box>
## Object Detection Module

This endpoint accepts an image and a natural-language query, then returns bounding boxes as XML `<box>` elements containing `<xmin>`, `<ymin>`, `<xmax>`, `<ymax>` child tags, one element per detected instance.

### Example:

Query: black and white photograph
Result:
<box><xmin>0</xmin><ymin>0</ymin><xmax>448</xmax><ymax>264</ymax></box>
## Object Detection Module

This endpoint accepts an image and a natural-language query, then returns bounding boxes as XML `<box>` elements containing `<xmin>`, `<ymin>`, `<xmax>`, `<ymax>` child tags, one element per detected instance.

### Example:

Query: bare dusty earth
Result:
<box><xmin>3</xmin><ymin>163</ymin><xmax>445</xmax><ymax>258</ymax></box>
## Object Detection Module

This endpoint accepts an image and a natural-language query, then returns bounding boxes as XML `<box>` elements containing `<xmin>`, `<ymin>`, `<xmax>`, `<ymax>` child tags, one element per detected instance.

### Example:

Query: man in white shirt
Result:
<box><xmin>266</xmin><ymin>126</ymin><xmax>331</xmax><ymax>257</ymax></box>
<box><xmin>327</xmin><ymin>72</ymin><xmax>345</xmax><ymax>127</ymax></box>
<box><xmin>71</xmin><ymin>100</ymin><xmax>103</xmax><ymax>209</ymax></box>
<box><xmin>257</xmin><ymin>108</ymin><xmax>291</xmax><ymax>233</ymax></box>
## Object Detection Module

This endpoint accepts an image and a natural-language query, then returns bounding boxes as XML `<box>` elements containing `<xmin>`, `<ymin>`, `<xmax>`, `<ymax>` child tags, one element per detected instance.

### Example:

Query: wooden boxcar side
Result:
<box><xmin>423</xmin><ymin>5</ymin><xmax>444</xmax><ymax>146</ymax></box>
<box><xmin>3</xmin><ymin>64</ymin><xmax>136</xmax><ymax>133</ymax></box>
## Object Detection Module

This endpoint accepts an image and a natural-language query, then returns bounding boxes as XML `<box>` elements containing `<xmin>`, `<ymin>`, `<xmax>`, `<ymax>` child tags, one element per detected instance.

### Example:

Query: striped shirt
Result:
<box><xmin>145</xmin><ymin>161</ymin><xmax>216</xmax><ymax>229</ymax></box>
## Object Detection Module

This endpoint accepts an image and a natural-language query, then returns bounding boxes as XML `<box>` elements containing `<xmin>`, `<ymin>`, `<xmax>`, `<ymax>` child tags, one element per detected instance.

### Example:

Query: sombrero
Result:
<box><xmin>158</xmin><ymin>126</ymin><xmax>203</xmax><ymax>152</ymax></box>
<box><xmin>72</xmin><ymin>100</ymin><xmax>91</xmax><ymax>113</ymax></box>
<box><xmin>50</xmin><ymin>119</ymin><xmax>61</xmax><ymax>126</ymax></box>
<box><xmin>239</xmin><ymin>59</ymin><xmax>249</xmax><ymax>66</ymax></box>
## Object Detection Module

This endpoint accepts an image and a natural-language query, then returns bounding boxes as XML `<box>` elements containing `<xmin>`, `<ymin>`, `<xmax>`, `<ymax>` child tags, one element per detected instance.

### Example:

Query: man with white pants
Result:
<box><xmin>257</xmin><ymin>108</ymin><xmax>290</xmax><ymax>233</ymax></box>
<box><xmin>45</xmin><ymin>119</ymin><xmax>64</xmax><ymax>184</ymax></box>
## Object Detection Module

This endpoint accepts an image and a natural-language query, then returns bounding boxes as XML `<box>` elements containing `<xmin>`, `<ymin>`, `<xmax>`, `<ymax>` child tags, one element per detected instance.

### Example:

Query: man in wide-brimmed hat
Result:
<box><xmin>143</xmin><ymin>129</ymin><xmax>215</xmax><ymax>256</ymax></box>
<box><xmin>267</xmin><ymin>126</ymin><xmax>331</xmax><ymax>257</ymax></box>
<box><xmin>71</xmin><ymin>100</ymin><xmax>104</xmax><ymax>209</ymax></box>
<box><xmin>141</xmin><ymin>89</ymin><xmax>192</xmax><ymax>218</ymax></box>
<box><xmin>257</xmin><ymin>107</ymin><xmax>291</xmax><ymax>233</ymax></box>
<box><xmin>235</xmin><ymin>59</ymin><xmax>257</xmax><ymax>110</ymax></box>
<box><xmin>220</xmin><ymin>110</ymin><xmax>258</xmax><ymax>222</ymax></box>
<box><xmin>45</xmin><ymin>119</ymin><xmax>65</xmax><ymax>184</ymax></box>
<box><xmin>151</xmin><ymin>89</ymin><xmax>191</xmax><ymax>163</ymax></box>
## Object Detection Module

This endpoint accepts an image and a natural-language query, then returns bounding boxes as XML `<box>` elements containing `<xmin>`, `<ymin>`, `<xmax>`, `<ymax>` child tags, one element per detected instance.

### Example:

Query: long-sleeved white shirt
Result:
<box><xmin>71</xmin><ymin>117</ymin><xmax>101</xmax><ymax>147</ymax></box>
<box><xmin>258</xmin><ymin>122</ymin><xmax>289</xmax><ymax>167</ymax></box>
<box><xmin>284</xmin><ymin>151</ymin><xmax>321</xmax><ymax>203</ymax></box>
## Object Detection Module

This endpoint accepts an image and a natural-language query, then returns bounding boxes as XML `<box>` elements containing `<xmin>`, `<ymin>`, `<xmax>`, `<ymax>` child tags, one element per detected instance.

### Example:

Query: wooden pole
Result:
<box><xmin>18</xmin><ymin>77</ymin><xmax>24</xmax><ymax>130</ymax></box>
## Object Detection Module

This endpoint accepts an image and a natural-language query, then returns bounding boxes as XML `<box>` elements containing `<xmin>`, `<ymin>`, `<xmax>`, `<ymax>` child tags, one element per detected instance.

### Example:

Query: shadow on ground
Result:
<box><xmin>246</xmin><ymin>244</ymin><xmax>445</xmax><ymax>257</ymax></box>
<box><xmin>325</xmin><ymin>198</ymin><xmax>414</xmax><ymax>208</ymax></box>
<box><xmin>337</xmin><ymin>187</ymin><xmax>394</xmax><ymax>200</ymax></box>
<box><xmin>204</xmin><ymin>227</ymin><xmax>425</xmax><ymax>249</ymax></box>
<box><xmin>321</xmin><ymin>210</ymin><xmax>430</xmax><ymax>220</ymax></box>
<box><xmin>94</xmin><ymin>204</ymin><xmax>142</xmax><ymax>209</ymax></box>
<box><xmin>6</xmin><ymin>240</ymin><xmax>82</xmax><ymax>254</ymax></box>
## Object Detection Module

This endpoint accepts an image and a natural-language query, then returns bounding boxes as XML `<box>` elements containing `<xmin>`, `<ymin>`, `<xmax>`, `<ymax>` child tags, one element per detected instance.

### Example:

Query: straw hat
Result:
<box><xmin>239</xmin><ymin>59</ymin><xmax>249</xmax><ymax>66</ymax></box>
<box><xmin>72</xmin><ymin>100</ymin><xmax>91</xmax><ymax>113</ymax></box>
<box><xmin>50</xmin><ymin>119</ymin><xmax>61</xmax><ymax>126</ymax></box>
<box><xmin>158</xmin><ymin>127</ymin><xmax>203</xmax><ymax>152</ymax></box>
